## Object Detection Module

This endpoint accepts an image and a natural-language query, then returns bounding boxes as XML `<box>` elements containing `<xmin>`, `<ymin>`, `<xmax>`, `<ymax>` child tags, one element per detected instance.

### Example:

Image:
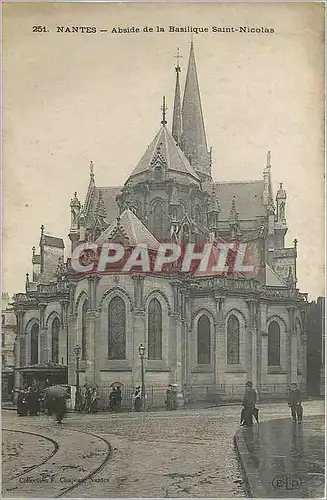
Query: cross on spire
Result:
<box><xmin>175</xmin><ymin>47</ymin><xmax>182</xmax><ymax>71</ymax></box>
<box><xmin>161</xmin><ymin>96</ymin><xmax>167</xmax><ymax>126</ymax></box>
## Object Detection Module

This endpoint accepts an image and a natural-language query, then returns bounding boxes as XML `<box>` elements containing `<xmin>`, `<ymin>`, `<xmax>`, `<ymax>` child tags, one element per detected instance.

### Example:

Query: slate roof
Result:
<box><xmin>43</xmin><ymin>236</ymin><xmax>65</xmax><ymax>249</ymax></box>
<box><xmin>95</xmin><ymin>208</ymin><xmax>160</xmax><ymax>249</ymax></box>
<box><xmin>129</xmin><ymin>125</ymin><xmax>200</xmax><ymax>181</ymax></box>
<box><xmin>212</xmin><ymin>180</ymin><xmax>265</xmax><ymax>221</ymax></box>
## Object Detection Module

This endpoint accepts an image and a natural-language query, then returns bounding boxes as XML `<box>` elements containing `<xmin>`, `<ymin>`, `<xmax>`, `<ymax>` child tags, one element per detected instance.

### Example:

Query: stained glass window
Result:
<box><xmin>197</xmin><ymin>315</ymin><xmax>211</xmax><ymax>364</ymax></box>
<box><xmin>152</xmin><ymin>201</ymin><xmax>164</xmax><ymax>240</ymax></box>
<box><xmin>227</xmin><ymin>315</ymin><xmax>240</xmax><ymax>364</ymax></box>
<box><xmin>108</xmin><ymin>297</ymin><xmax>126</xmax><ymax>360</ymax></box>
<box><xmin>268</xmin><ymin>321</ymin><xmax>280</xmax><ymax>366</ymax></box>
<box><xmin>30</xmin><ymin>324</ymin><xmax>39</xmax><ymax>365</ymax></box>
<box><xmin>51</xmin><ymin>318</ymin><xmax>60</xmax><ymax>364</ymax></box>
<box><xmin>148</xmin><ymin>298</ymin><xmax>162</xmax><ymax>360</ymax></box>
<box><xmin>82</xmin><ymin>301</ymin><xmax>88</xmax><ymax>361</ymax></box>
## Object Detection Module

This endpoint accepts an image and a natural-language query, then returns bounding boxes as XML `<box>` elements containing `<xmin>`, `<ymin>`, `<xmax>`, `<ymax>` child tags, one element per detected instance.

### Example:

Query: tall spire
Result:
<box><xmin>172</xmin><ymin>48</ymin><xmax>182</xmax><ymax>145</ymax></box>
<box><xmin>180</xmin><ymin>42</ymin><xmax>210</xmax><ymax>179</ymax></box>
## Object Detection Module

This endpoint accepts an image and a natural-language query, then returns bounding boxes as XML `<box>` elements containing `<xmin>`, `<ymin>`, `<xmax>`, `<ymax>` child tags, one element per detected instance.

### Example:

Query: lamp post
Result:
<box><xmin>73</xmin><ymin>344</ymin><xmax>81</xmax><ymax>411</ymax></box>
<box><xmin>138</xmin><ymin>343</ymin><xmax>146</xmax><ymax>410</ymax></box>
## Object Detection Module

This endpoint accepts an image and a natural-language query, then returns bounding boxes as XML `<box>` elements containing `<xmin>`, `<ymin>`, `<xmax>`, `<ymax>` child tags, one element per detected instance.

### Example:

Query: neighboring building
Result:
<box><xmin>1</xmin><ymin>293</ymin><xmax>16</xmax><ymax>399</ymax></box>
<box><xmin>12</xmin><ymin>43</ymin><xmax>309</xmax><ymax>403</ymax></box>
<box><xmin>306</xmin><ymin>297</ymin><xmax>325</xmax><ymax>396</ymax></box>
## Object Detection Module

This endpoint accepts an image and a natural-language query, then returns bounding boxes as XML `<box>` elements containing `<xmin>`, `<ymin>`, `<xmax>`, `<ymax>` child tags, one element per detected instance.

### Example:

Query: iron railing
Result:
<box><xmin>93</xmin><ymin>382</ymin><xmax>306</xmax><ymax>411</ymax></box>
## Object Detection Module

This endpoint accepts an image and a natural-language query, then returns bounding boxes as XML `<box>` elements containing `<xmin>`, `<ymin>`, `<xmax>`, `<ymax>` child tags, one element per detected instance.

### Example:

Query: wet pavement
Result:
<box><xmin>235</xmin><ymin>415</ymin><xmax>325</xmax><ymax>498</ymax></box>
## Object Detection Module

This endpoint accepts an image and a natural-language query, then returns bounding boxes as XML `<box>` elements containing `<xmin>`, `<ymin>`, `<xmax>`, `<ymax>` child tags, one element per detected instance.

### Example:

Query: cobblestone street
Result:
<box><xmin>2</xmin><ymin>400</ymin><xmax>324</xmax><ymax>498</ymax></box>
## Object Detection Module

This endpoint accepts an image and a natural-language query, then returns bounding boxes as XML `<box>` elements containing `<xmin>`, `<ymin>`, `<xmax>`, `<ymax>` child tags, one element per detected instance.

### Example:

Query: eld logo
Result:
<box><xmin>272</xmin><ymin>475</ymin><xmax>302</xmax><ymax>491</ymax></box>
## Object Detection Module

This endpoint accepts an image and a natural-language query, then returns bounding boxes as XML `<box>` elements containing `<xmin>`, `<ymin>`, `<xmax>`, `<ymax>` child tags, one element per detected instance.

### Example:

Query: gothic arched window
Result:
<box><xmin>108</xmin><ymin>297</ymin><xmax>126</xmax><ymax>360</ymax></box>
<box><xmin>197</xmin><ymin>315</ymin><xmax>211</xmax><ymax>364</ymax></box>
<box><xmin>30</xmin><ymin>324</ymin><xmax>39</xmax><ymax>365</ymax></box>
<box><xmin>81</xmin><ymin>301</ymin><xmax>88</xmax><ymax>361</ymax></box>
<box><xmin>227</xmin><ymin>315</ymin><xmax>240</xmax><ymax>364</ymax></box>
<box><xmin>148</xmin><ymin>298</ymin><xmax>162</xmax><ymax>360</ymax></box>
<box><xmin>152</xmin><ymin>201</ymin><xmax>164</xmax><ymax>240</ymax></box>
<box><xmin>195</xmin><ymin>206</ymin><xmax>202</xmax><ymax>225</ymax></box>
<box><xmin>51</xmin><ymin>318</ymin><xmax>60</xmax><ymax>364</ymax></box>
<box><xmin>268</xmin><ymin>321</ymin><xmax>280</xmax><ymax>366</ymax></box>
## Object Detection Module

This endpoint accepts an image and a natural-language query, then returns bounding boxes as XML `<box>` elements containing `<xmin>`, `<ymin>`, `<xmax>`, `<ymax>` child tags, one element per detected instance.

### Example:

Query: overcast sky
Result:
<box><xmin>3</xmin><ymin>2</ymin><xmax>325</xmax><ymax>299</ymax></box>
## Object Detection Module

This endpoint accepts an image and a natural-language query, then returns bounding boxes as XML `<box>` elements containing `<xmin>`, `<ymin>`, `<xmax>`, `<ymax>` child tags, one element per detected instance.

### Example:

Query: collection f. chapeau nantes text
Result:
<box><xmin>33</xmin><ymin>25</ymin><xmax>275</xmax><ymax>34</ymax></box>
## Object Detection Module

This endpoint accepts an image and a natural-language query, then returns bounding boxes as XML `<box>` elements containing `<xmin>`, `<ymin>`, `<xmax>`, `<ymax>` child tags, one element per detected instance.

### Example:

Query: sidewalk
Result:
<box><xmin>234</xmin><ymin>415</ymin><xmax>325</xmax><ymax>498</ymax></box>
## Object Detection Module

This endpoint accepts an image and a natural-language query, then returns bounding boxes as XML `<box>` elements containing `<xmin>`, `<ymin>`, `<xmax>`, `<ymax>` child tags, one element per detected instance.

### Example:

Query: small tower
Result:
<box><xmin>40</xmin><ymin>224</ymin><xmax>45</xmax><ymax>274</ymax></box>
<box><xmin>31</xmin><ymin>245</ymin><xmax>41</xmax><ymax>282</ymax></box>
<box><xmin>229</xmin><ymin>196</ymin><xmax>241</xmax><ymax>238</ymax></box>
<box><xmin>263</xmin><ymin>151</ymin><xmax>276</xmax><ymax>235</ymax></box>
<box><xmin>274</xmin><ymin>182</ymin><xmax>288</xmax><ymax>248</ymax></box>
<box><xmin>69</xmin><ymin>192</ymin><xmax>81</xmax><ymax>251</ymax></box>
<box><xmin>207</xmin><ymin>186</ymin><xmax>220</xmax><ymax>240</ymax></box>
<box><xmin>79</xmin><ymin>205</ymin><xmax>87</xmax><ymax>242</ymax></box>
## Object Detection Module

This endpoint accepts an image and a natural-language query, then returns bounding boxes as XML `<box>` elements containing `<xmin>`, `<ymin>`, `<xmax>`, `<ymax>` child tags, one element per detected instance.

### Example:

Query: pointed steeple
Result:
<box><xmin>172</xmin><ymin>48</ymin><xmax>182</xmax><ymax>146</ymax></box>
<box><xmin>180</xmin><ymin>42</ymin><xmax>211</xmax><ymax>179</ymax></box>
<box><xmin>229</xmin><ymin>196</ymin><xmax>241</xmax><ymax>238</ymax></box>
<box><xmin>263</xmin><ymin>151</ymin><xmax>275</xmax><ymax>212</ymax></box>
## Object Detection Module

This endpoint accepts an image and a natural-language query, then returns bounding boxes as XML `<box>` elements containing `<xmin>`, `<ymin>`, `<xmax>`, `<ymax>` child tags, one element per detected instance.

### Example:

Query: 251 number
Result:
<box><xmin>32</xmin><ymin>26</ymin><xmax>48</xmax><ymax>32</ymax></box>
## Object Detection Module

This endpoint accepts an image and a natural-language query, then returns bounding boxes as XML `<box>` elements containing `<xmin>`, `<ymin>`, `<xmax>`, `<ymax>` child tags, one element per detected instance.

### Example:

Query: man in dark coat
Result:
<box><xmin>27</xmin><ymin>387</ymin><xmax>40</xmax><ymax>416</ymax></box>
<box><xmin>53</xmin><ymin>396</ymin><xmax>67</xmax><ymax>424</ymax></box>
<box><xmin>17</xmin><ymin>389</ymin><xmax>28</xmax><ymax>416</ymax></box>
<box><xmin>288</xmin><ymin>383</ymin><xmax>303</xmax><ymax>423</ymax></box>
<box><xmin>241</xmin><ymin>381</ymin><xmax>257</xmax><ymax>426</ymax></box>
<box><xmin>109</xmin><ymin>387</ymin><xmax>117</xmax><ymax>412</ymax></box>
<box><xmin>115</xmin><ymin>386</ymin><xmax>122</xmax><ymax>411</ymax></box>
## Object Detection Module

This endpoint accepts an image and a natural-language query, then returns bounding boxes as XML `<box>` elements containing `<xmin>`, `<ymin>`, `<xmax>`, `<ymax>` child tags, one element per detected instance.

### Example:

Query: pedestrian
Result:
<box><xmin>90</xmin><ymin>387</ymin><xmax>99</xmax><ymax>413</ymax></box>
<box><xmin>17</xmin><ymin>389</ymin><xmax>28</xmax><ymax>416</ymax></box>
<box><xmin>53</xmin><ymin>395</ymin><xmax>67</xmax><ymax>424</ymax></box>
<box><xmin>241</xmin><ymin>381</ymin><xmax>257</xmax><ymax>427</ymax></box>
<box><xmin>84</xmin><ymin>386</ymin><xmax>92</xmax><ymax>413</ymax></box>
<box><xmin>165</xmin><ymin>384</ymin><xmax>172</xmax><ymax>410</ymax></box>
<box><xmin>27</xmin><ymin>387</ymin><xmax>40</xmax><ymax>416</ymax></box>
<box><xmin>132</xmin><ymin>386</ymin><xmax>142</xmax><ymax>411</ymax></box>
<box><xmin>115</xmin><ymin>386</ymin><xmax>122</xmax><ymax>411</ymax></box>
<box><xmin>171</xmin><ymin>384</ymin><xmax>178</xmax><ymax>410</ymax></box>
<box><xmin>109</xmin><ymin>387</ymin><xmax>117</xmax><ymax>412</ymax></box>
<box><xmin>182</xmin><ymin>385</ymin><xmax>190</xmax><ymax>408</ymax></box>
<box><xmin>288</xmin><ymin>382</ymin><xmax>303</xmax><ymax>423</ymax></box>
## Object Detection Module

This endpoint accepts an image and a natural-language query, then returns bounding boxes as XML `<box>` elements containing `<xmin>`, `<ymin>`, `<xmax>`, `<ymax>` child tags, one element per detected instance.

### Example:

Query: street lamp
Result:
<box><xmin>138</xmin><ymin>343</ymin><xmax>146</xmax><ymax>410</ymax></box>
<box><xmin>74</xmin><ymin>344</ymin><xmax>81</xmax><ymax>411</ymax></box>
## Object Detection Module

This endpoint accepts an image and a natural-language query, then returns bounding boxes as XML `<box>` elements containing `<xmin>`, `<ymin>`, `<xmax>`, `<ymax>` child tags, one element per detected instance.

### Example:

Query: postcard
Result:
<box><xmin>2</xmin><ymin>2</ymin><xmax>325</xmax><ymax>498</ymax></box>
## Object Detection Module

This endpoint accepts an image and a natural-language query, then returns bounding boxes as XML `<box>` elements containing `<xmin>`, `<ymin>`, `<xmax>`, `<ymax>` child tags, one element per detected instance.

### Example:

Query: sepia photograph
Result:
<box><xmin>2</xmin><ymin>2</ymin><xmax>325</xmax><ymax>498</ymax></box>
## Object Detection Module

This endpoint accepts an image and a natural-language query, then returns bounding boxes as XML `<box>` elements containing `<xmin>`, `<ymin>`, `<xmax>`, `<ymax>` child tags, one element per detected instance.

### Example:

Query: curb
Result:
<box><xmin>234</xmin><ymin>428</ymin><xmax>267</xmax><ymax>498</ymax></box>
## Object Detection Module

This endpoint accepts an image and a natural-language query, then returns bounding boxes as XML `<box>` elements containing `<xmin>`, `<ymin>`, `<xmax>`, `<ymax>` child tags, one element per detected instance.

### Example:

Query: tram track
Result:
<box><xmin>55</xmin><ymin>427</ymin><xmax>112</xmax><ymax>497</ymax></box>
<box><xmin>2</xmin><ymin>426</ymin><xmax>113</xmax><ymax>498</ymax></box>
<box><xmin>2</xmin><ymin>429</ymin><xmax>60</xmax><ymax>482</ymax></box>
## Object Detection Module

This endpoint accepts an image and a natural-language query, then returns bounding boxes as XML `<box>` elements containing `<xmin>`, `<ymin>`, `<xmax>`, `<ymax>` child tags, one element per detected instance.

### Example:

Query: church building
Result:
<box><xmin>13</xmin><ymin>43</ymin><xmax>309</xmax><ymax>401</ymax></box>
